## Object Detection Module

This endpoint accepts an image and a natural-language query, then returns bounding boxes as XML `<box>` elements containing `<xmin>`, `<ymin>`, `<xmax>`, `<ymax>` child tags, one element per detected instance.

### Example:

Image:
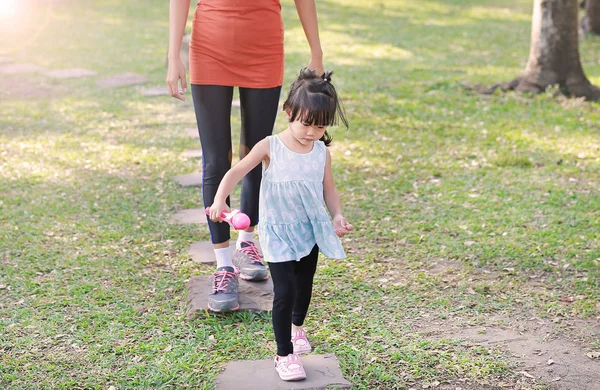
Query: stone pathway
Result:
<box><xmin>173</xmin><ymin>172</ymin><xmax>203</xmax><ymax>187</ymax></box>
<box><xmin>0</xmin><ymin>78</ymin><xmax>58</xmax><ymax>100</ymax></box>
<box><xmin>1</xmin><ymin>39</ymin><xmax>196</xmax><ymax>96</ymax></box>
<box><xmin>182</xmin><ymin>148</ymin><xmax>202</xmax><ymax>159</ymax></box>
<box><xmin>215</xmin><ymin>354</ymin><xmax>352</xmax><ymax>390</ymax></box>
<box><xmin>189</xmin><ymin>241</ymin><xmax>235</xmax><ymax>264</ymax></box>
<box><xmin>186</xmin><ymin>127</ymin><xmax>199</xmax><ymax>138</ymax></box>
<box><xmin>141</xmin><ymin>86</ymin><xmax>170</xmax><ymax>97</ymax></box>
<box><xmin>44</xmin><ymin>68</ymin><xmax>98</xmax><ymax>79</ymax></box>
<box><xmin>0</xmin><ymin>60</ymin><xmax>150</xmax><ymax>98</ymax></box>
<box><xmin>97</xmin><ymin>72</ymin><xmax>148</xmax><ymax>88</ymax></box>
<box><xmin>186</xmin><ymin>276</ymin><xmax>274</xmax><ymax>317</ymax></box>
<box><xmin>0</xmin><ymin>63</ymin><xmax>45</xmax><ymax>74</ymax></box>
<box><xmin>189</xmin><ymin>241</ymin><xmax>261</xmax><ymax>264</ymax></box>
<box><xmin>169</xmin><ymin>209</ymin><xmax>208</xmax><ymax>224</ymax></box>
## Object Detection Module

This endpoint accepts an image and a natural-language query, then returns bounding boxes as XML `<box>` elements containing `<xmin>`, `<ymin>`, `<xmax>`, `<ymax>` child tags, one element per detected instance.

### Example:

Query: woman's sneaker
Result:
<box><xmin>207</xmin><ymin>266</ymin><xmax>239</xmax><ymax>312</ymax></box>
<box><xmin>233</xmin><ymin>241</ymin><xmax>268</xmax><ymax>281</ymax></box>
<box><xmin>274</xmin><ymin>354</ymin><xmax>306</xmax><ymax>381</ymax></box>
<box><xmin>292</xmin><ymin>328</ymin><xmax>312</xmax><ymax>355</ymax></box>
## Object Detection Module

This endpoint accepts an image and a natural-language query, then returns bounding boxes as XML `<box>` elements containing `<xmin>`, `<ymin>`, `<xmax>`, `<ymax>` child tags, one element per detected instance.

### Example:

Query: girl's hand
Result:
<box><xmin>307</xmin><ymin>56</ymin><xmax>324</xmax><ymax>77</ymax></box>
<box><xmin>166</xmin><ymin>57</ymin><xmax>187</xmax><ymax>101</ymax></box>
<box><xmin>209</xmin><ymin>202</ymin><xmax>230</xmax><ymax>223</ymax></box>
<box><xmin>333</xmin><ymin>215</ymin><xmax>353</xmax><ymax>237</ymax></box>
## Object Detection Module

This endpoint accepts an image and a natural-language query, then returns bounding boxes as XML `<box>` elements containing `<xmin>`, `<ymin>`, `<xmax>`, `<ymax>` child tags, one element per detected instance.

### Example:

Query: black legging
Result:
<box><xmin>191</xmin><ymin>84</ymin><xmax>282</xmax><ymax>244</ymax></box>
<box><xmin>268</xmin><ymin>245</ymin><xmax>319</xmax><ymax>356</ymax></box>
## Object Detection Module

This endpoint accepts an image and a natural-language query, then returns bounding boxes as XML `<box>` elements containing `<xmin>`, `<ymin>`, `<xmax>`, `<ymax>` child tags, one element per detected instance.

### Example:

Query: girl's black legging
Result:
<box><xmin>191</xmin><ymin>84</ymin><xmax>282</xmax><ymax>244</ymax></box>
<box><xmin>268</xmin><ymin>245</ymin><xmax>319</xmax><ymax>356</ymax></box>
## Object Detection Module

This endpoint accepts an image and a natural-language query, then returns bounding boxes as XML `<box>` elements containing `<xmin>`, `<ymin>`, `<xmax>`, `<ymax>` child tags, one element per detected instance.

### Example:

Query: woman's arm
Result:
<box><xmin>323</xmin><ymin>149</ymin><xmax>353</xmax><ymax>236</ymax></box>
<box><xmin>294</xmin><ymin>0</ymin><xmax>324</xmax><ymax>75</ymax></box>
<box><xmin>166</xmin><ymin>0</ymin><xmax>191</xmax><ymax>101</ymax></box>
<box><xmin>209</xmin><ymin>139</ymin><xmax>271</xmax><ymax>221</ymax></box>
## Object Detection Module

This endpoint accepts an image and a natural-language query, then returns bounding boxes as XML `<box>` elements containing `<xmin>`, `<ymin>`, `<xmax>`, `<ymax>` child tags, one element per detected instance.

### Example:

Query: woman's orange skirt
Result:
<box><xmin>189</xmin><ymin>0</ymin><xmax>284</xmax><ymax>88</ymax></box>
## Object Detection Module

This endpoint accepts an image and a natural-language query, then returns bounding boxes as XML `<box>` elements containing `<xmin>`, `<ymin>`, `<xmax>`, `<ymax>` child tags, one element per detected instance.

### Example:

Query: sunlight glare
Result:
<box><xmin>0</xmin><ymin>0</ymin><xmax>20</xmax><ymax>18</ymax></box>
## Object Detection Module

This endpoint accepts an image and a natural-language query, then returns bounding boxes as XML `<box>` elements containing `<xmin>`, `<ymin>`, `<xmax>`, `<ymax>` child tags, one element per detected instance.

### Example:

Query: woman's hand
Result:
<box><xmin>307</xmin><ymin>56</ymin><xmax>324</xmax><ymax>77</ymax></box>
<box><xmin>209</xmin><ymin>201</ymin><xmax>230</xmax><ymax>223</ymax></box>
<box><xmin>166</xmin><ymin>57</ymin><xmax>187</xmax><ymax>101</ymax></box>
<box><xmin>333</xmin><ymin>214</ymin><xmax>353</xmax><ymax>237</ymax></box>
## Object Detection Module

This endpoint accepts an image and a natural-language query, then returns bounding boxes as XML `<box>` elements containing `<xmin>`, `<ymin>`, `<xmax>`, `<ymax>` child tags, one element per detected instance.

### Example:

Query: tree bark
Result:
<box><xmin>581</xmin><ymin>0</ymin><xmax>600</xmax><ymax>34</ymax></box>
<box><xmin>497</xmin><ymin>0</ymin><xmax>600</xmax><ymax>100</ymax></box>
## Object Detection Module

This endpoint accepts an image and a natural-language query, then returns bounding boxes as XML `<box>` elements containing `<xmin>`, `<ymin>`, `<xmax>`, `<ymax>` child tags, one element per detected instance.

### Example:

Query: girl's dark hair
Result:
<box><xmin>282</xmin><ymin>68</ymin><xmax>348</xmax><ymax>146</ymax></box>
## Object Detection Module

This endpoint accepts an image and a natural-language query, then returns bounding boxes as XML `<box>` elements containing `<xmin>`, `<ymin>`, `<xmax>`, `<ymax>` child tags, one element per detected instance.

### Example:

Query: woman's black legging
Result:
<box><xmin>268</xmin><ymin>245</ymin><xmax>319</xmax><ymax>356</ymax></box>
<box><xmin>191</xmin><ymin>84</ymin><xmax>282</xmax><ymax>244</ymax></box>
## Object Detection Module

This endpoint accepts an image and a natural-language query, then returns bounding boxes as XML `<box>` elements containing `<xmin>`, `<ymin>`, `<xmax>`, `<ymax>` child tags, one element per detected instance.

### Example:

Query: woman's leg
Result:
<box><xmin>292</xmin><ymin>245</ymin><xmax>319</xmax><ymax>327</ymax></box>
<box><xmin>268</xmin><ymin>260</ymin><xmax>297</xmax><ymax>357</ymax></box>
<box><xmin>191</xmin><ymin>84</ymin><xmax>234</xmax><ymax>246</ymax></box>
<box><xmin>233</xmin><ymin>86</ymin><xmax>282</xmax><ymax>281</ymax></box>
<box><xmin>238</xmin><ymin>86</ymin><xmax>282</xmax><ymax>226</ymax></box>
<box><xmin>191</xmin><ymin>84</ymin><xmax>238</xmax><ymax>313</ymax></box>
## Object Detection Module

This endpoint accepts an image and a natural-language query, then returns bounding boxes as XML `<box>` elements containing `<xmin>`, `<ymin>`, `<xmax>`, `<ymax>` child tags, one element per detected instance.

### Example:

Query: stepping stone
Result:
<box><xmin>186</xmin><ymin>275</ymin><xmax>273</xmax><ymax>317</ymax></box>
<box><xmin>215</xmin><ymin>354</ymin><xmax>351</xmax><ymax>390</ymax></box>
<box><xmin>44</xmin><ymin>68</ymin><xmax>97</xmax><ymax>79</ymax></box>
<box><xmin>0</xmin><ymin>78</ymin><xmax>56</xmax><ymax>99</ymax></box>
<box><xmin>182</xmin><ymin>148</ymin><xmax>202</xmax><ymax>159</ymax></box>
<box><xmin>189</xmin><ymin>241</ymin><xmax>236</xmax><ymax>264</ymax></box>
<box><xmin>170</xmin><ymin>209</ymin><xmax>208</xmax><ymax>224</ymax></box>
<box><xmin>189</xmin><ymin>241</ymin><xmax>261</xmax><ymax>264</ymax></box>
<box><xmin>97</xmin><ymin>72</ymin><xmax>148</xmax><ymax>88</ymax></box>
<box><xmin>186</xmin><ymin>127</ymin><xmax>199</xmax><ymax>138</ymax></box>
<box><xmin>0</xmin><ymin>63</ymin><xmax>45</xmax><ymax>74</ymax></box>
<box><xmin>173</xmin><ymin>172</ymin><xmax>202</xmax><ymax>187</ymax></box>
<box><xmin>141</xmin><ymin>86</ymin><xmax>169</xmax><ymax>96</ymax></box>
<box><xmin>0</xmin><ymin>57</ymin><xmax>13</xmax><ymax>64</ymax></box>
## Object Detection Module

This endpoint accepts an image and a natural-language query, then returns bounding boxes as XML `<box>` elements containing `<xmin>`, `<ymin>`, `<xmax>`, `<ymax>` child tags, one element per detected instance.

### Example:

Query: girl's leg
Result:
<box><xmin>292</xmin><ymin>245</ymin><xmax>319</xmax><ymax>327</ymax></box>
<box><xmin>268</xmin><ymin>260</ymin><xmax>297</xmax><ymax>357</ymax></box>
<box><xmin>190</xmin><ymin>84</ymin><xmax>234</xmax><ymax>246</ymax></box>
<box><xmin>238</xmin><ymin>86</ymin><xmax>282</xmax><ymax>227</ymax></box>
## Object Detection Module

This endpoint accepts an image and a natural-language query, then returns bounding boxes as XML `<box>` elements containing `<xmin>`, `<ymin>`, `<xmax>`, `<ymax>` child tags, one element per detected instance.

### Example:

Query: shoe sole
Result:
<box><xmin>277</xmin><ymin>372</ymin><xmax>307</xmax><ymax>381</ymax></box>
<box><xmin>293</xmin><ymin>347</ymin><xmax>311</xmax><ymax>355</ymax></box>
<box><xmin>207</xmin><ymin>302</ymin><xmax>240</xmax><ymax>312</ymax></box>
<box><xmin>239</xmin><ymin>272</ymin><xmax>269</xmax><ymax>281</ymax></box>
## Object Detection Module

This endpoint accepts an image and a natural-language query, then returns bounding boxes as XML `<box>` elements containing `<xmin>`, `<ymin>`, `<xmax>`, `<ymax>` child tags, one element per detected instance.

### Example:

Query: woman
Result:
<box><xmin>166</xmin><ymin>0</ymin><xmax>325</xmax><ymax>312</ymax></box>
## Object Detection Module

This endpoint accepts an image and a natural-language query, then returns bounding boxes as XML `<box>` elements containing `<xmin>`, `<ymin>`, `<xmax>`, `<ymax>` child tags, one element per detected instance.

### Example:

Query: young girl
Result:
<box><xmin>209</xmin><ymin>69</ymin><xmax>353</xmax><ymax>381</ymax></box>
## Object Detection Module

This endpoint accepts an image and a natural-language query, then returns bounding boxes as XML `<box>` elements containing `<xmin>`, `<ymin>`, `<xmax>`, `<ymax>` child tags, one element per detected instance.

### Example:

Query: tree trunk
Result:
<box><xmin>581</xmin><ymin>0</ymin><xmax>600</xmax><ymax>34</ymax></box>
<box><xmin>499</xmin><ymin>0</ymin><xmax>600</xmax><ymax>100</ymax></box>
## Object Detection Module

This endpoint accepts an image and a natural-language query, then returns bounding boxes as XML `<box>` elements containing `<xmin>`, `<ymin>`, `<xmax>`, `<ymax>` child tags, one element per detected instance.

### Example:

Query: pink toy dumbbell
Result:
<box><xmin>204</xmin><ymin>207</ymin><xmax>251</xmax><ymax>230</ymax></box>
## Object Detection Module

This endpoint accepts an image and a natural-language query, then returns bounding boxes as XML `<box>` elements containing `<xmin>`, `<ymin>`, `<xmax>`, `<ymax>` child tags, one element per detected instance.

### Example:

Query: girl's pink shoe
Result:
<box><xmin>274</xmin><ymin>353</ymin><xmax>306</xmax><ymax>381</ymax></box>
<box><xmin>292</xmin><ymin>328</ymin><xmax>312</xmax><ymax>355</ymax></box>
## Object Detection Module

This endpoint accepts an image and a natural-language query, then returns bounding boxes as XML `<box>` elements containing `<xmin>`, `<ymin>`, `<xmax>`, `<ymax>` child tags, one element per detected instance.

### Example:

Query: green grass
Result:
<box><xmin>1</xmin><ymin>0</ymin><xmax>599</xmax><ymax>389</ymax></box>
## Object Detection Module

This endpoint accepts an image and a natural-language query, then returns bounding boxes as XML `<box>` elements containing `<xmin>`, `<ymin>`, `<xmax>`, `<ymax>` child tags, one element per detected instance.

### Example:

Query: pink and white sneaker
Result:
<box><xmin>292</xmin><ymin>328</ymin><xmax>312</xmax><ymax>355</ymax></box>
<box><xmin>274</xmin><ymin>353</ymin><xmax>306</xmax><ymax>381</ymax></box>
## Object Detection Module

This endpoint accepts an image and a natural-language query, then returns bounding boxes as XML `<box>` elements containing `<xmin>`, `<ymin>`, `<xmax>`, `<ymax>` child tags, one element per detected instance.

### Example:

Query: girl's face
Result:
<box><xmin>287</xmin><ymin>114</ymin><xmax>327</xmax><ymax>146</ymax></box>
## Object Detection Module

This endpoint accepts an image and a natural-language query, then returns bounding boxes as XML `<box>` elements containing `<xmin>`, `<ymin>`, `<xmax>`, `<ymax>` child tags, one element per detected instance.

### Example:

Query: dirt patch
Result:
<box><xmin>420</xmin><ymin>318</ymin><xmax>600</xmax><ymax>390</ymax></box>
<box><xmin>426</xmin><ymin>257</ymin><xmax>464</xmax><ymax>275</ymax></box>
<box><xmin>401</xmin><ymin>256</ymin><xmax>600</xmax><ymax>389</ymax></box>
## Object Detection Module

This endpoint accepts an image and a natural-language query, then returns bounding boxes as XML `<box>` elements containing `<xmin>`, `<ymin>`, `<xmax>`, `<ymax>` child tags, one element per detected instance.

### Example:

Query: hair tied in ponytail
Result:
<box><xmin>323</xmin><ymin>70</ymin><xmax>333</xmax><ymax>83</ymax></box>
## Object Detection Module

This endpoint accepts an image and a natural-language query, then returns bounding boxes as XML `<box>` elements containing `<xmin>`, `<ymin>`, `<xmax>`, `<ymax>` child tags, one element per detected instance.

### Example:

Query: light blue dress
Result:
<box><xmin>258</xmin><ymin>135</ymin><xmax>346</xmax><ymax>263</ymax></box>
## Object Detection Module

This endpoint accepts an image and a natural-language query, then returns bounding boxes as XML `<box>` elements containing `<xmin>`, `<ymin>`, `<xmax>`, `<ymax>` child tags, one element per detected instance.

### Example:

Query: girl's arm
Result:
<box><xmin>323</xmin><ymin>149</ymin><xmax>353</xmax><ymax>236</ymax></box>
<box><xmin>294</xmin><ymin>0</ymin><xmax>324</xmax><ymax>75</ymax></box>
<box><xmin>166</xmin><ymin>0</ymin><xmax>191</xmax><ymax>101</ymax></box>
<box><xmin>209</xmin><ymin>138</ymin><xmax>270</xmax><ymax>221</ymax></box>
